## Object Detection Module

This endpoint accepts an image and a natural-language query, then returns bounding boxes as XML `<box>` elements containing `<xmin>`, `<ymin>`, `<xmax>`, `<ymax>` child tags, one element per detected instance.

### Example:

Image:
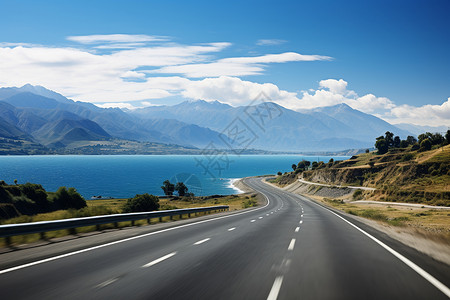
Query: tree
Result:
<box><xmin>368</xmin><ymin>161</ymin><xmax>375</xmax><ymax>168</ymax></box>
<box><xmin>311</xmin><ymin>161</ymin><xmax>319</xmax><ymax>170</ymax></box>
<box><xmin>297</xmin><ymin>161</ymin><xmax>306</xmax><ymax>170</ymax></box>
<box><xmin>430</xmin><ymin>133</ymin><xmax>444</xmax><ymax>145</ymax></box>
<box><xmin>175</xmin><ymin>182</ymin><xmax>188</xmax><ymax>196</ymax></box>
<box><xmin>420</xmin><ymin>138</ymin><xmax>432</xmax><ymax>151</ymax></box>
<box><xmin>365</xmin><ymin>149</ymin><xmax>370</xmax><ymax>153</ymax></box>
<box><xmin>161</xmin><ymin>180</ymin><xmax>175</xmax><ymax>196</ymax></box>
<box><xmin>446</xmin><ymin>130</ymin><xmax>450</xmax><ymax>144</ymax></box>
<box><xmin>375</xmin><ymin>138</ymin><xmax>388</xmax><ymax>154</ymax></box>
<box><xmin>122</xmin><ymin>193</ymin><xmax>159</xmax><ymax>213</ymax></box>
<box><xmin>304</xmin><ymin>161</ymin><xmax>311</xmax><ymax>169</ymax></box>
<box><xmin>393</xmin><ymin>136</ymin><xmax>401</xmax><ymax>148</ymax></box>
<box><xmin>406</xmin><ymin>136</ymin><xmax>417</xmax><ymax>145</ymax></box>
<box><xmin>385</xmin><ymin>131</ymin><xmax>394</xmax><ymax>148</ymax></box>
<box><xmin>277</xmin><ymin>171</ymin><xmax>282</xmax><ymax>176</ymax></box>
<box><xmin>291</xmin><ymin>164</ymin><xmax>297</xmax><ymax>171</ymax></box>
<box><xmin>399</xmin><ymin>140</ymin><xmax>409</xmax><ymax>148</ymax></box>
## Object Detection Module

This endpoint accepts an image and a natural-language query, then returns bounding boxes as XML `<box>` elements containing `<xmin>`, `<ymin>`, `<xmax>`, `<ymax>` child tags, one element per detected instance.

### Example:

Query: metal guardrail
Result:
<box><xmin>0</xmin><ymin>206</ymin><xmax>229</xmax><ymax>242</ymax></box>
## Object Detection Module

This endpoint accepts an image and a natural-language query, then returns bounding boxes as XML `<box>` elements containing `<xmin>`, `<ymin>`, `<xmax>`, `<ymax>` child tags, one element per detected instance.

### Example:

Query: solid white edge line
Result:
<box><xmin>309</xmin><ymin>200</ymin><xmax>450</xmax><ymax>298</ymax></box>
<box><xmin>193</xmin><ymin>238</ymin><xmax>210</xmax><ymax>245</ymax></box>
<box><xmin>288</xmin><ymin>238</ymin><xmax>296</xmax><ymax>251</ymax></box>
<box><xmin>142</xmin><ymin>252</ymin><xmax>177</xmax><ymax>268</ymax></box>
<box><xmin>267</xmin><ymin>275</ymin><xmax>284</xmax><ymax>300</ymax></box>
<box><xmin>0</xmin><ymin>184</ymin><xmax>271</xmax><ymax>275</ymax></box>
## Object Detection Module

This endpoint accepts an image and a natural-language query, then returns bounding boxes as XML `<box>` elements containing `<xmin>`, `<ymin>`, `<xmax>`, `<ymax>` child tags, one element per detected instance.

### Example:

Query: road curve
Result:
<box><xmin>0</xmin><ymin>177</ymin><xmax>449</xmax><ymax>299</ymax></box>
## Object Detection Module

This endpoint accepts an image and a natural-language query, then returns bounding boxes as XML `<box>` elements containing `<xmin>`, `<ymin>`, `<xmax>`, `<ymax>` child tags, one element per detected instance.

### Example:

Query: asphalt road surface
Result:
<box><xmin>1</xmin><ymin>177</ymin><xmax>449</xmax><ymax>299</ymax></box>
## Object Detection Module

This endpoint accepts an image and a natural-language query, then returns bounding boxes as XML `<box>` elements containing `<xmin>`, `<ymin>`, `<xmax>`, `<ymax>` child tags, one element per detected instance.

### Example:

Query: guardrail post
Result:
<box><xmin>5</xmin><ymin>236</ymin><xmax>11</xmax><ymax>246</ymax></box>
<box><xmin>170</xmin><ymin>215</ymin><xmax>173</xmax><ymax>220</ymax></box>
<box><xmin>40</xmin><ymin>232</ymin><xmax>46</xmax><ymax>240</ymax></box>
<box><xmin>159</xmin><ymin>217</ymin><xmax>162</xmax><ymax>222</ymax></box>
<box><xmin>69</xmin><ymin>228</ymin><xmax>77</xmax><ymax>235</ymax></box>
<box><xmin>147</xmin><ymin>218</ymin><xmax>151</xmax><ymax>224</ymax></box>
<box><xmin>188</xmin><ymin>213</ymin><xmax>191</xmax><ymax>218</ymax></box>
<box><xmin>131</xmin><ymin>220</ymin><xmax>135</xmax><ymax>226</ymax></box>
<box><xmin>96</xmin><ymin>224</ymin><xmax>101</xmax><ymax>231</ymax></box>
<box><xmin>114</xmin><ymin>222</ymin><xmax>118</xmax><ymax>228</ymax></box>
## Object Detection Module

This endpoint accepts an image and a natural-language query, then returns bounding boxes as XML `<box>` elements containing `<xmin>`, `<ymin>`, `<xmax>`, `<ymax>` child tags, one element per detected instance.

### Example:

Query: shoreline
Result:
<box><xmin>232</xmin><ymin>177</ymin><xmax>255</xmax><ymax>194</ymax></box>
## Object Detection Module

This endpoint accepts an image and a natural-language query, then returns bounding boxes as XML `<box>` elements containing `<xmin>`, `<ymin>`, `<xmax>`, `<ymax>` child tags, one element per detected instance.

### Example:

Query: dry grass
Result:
<box><xmin>311</xmin><ymin>195</ymin><xmax>450</xmax><ymax>243</ymax></box>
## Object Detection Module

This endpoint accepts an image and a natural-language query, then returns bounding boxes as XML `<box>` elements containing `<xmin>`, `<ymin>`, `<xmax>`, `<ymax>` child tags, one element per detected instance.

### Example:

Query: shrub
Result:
<box><xmin>122</xmin><ymin>193</ymin><xmax>160</xmax><ymax>213</ymax></box>
<box><xmin>51</xmin><ymin>187</ymin><xmax>87</xmax><ymax>210</ymax></box>
<box><xmin>353</xmin><ymin>189</ymin><xmax>363</xmax><ymax>200</ymax></box>
<box><xmin>420</xmin><ymin>139</ymin><xmax>432</xmax><ymax>151</ymax></box>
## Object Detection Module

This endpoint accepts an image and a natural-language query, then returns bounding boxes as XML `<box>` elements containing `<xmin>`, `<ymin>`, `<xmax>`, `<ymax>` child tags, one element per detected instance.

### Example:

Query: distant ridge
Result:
<box><xmin>0</xmin><ymin>84</ymin><xmax>427</xmax><ymax>153</ymax></box>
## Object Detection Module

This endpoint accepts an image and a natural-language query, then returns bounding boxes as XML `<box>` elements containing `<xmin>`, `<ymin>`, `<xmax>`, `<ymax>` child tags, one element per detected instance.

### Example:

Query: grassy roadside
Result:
<box><xmin>0</xmin><ymin>193</ymin><xmax>260</xmax><ymax>247</ymax></box>
<box><xmin>309</xmin><ymin>195</ymin><xmax>450</xmax><ymax>244</ymax></box>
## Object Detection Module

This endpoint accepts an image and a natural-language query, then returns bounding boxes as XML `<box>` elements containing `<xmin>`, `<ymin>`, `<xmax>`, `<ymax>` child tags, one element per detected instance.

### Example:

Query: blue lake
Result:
<box><xmin>0</xmin><ymin>155</ymin><xmax>349</xmax><ymax>199</ymax></box>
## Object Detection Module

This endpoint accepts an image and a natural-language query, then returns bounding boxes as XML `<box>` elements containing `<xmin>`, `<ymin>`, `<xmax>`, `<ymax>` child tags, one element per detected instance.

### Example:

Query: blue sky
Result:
<box><xmin>0</xmin><ymin>0</ymin><xmax>449</xmax><ymax>126</ymax></box>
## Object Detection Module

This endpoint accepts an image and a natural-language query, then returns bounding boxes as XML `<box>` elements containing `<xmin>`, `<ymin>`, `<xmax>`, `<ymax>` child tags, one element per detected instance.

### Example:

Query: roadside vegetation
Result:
<box><xmin>271</xmin><ymin>130</ymin><xmax>450</xmax><ymax>206</ymax></box>
<box><xmin>0</xmin><ymin>181</ymin><xmax>87</xmax><ymax>219</ymax></box>
<box><xmin>0</xmin><ymin>178</ymin><xmax>260</xmax><ymax>247</ymax></box>
<box><xmin>313</xmin><ymin>196</ymin><xmax>450</xmax><ymax>243</ymax></box>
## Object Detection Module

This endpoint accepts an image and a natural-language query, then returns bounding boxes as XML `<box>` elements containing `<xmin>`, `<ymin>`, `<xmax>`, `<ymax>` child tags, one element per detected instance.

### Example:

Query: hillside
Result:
<box><xmin>275</xmin><ymin>144</ymin><xmax>450</xmax><ymax>206</ymax></box>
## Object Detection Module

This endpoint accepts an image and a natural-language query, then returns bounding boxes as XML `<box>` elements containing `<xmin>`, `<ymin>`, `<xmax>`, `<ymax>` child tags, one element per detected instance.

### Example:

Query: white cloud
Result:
<box><xmin>182</xmin><ymin>76</ymin><xmax>299</xmax><ymax>107</ymax></box>
<box><xmin>319</xmin><ymin>79</ymin><xmax>348</xmax><ymax>95</ymax></box>
<box><xmin>67</xmin><ymin>34</ymin><xmax>169</xmax><ymax>44</ymax></box>
<box><xmin>96</xmin><ymin>102</ymin><xmax>138</xmax><ymax>110</ymax></box>
<box><xmin>221</xmin><ymin>52</ymin><xmax>332</xmax><ymax>64</ymax></box>
<box><xmin>296</xmin><ymin>79</ymin><xmax>395</xmax><ymax>113</ymax></box>
<box><xmin>256</xmin><ymin>39</ymin><xmax>287</xmax><ymax>46</ymax></box>
<box><xmin>0</xmin><ymin>34</ymin><xmax>446</xmax><ymax>127</ymax></box>
<box><xmin>152</xmin><ymin>52</ymin><xmax>331</xmax><ymax>78</ymax></box>
<box><xmin>295</xmin><ymin>79</ymin><xmax>449</xmax><ymax>126</ymax></box>
<box><xmin>383</xmin><ymin>98</ymin><xmax>450</xmax><ymax>126</ymax></box>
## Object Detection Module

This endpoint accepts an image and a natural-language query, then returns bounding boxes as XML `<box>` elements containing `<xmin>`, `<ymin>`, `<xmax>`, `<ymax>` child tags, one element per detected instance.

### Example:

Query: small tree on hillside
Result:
<box><xmin>393</xmin><ymin>136</ymin><xmax>401</xmax><ymax>148</ymax></box>
<box><xmin>406</xmin><ymin>136</ymin><xmax>417</xmax><ymax>145</ymax></box>
<box><xmin>161</xmin><ymin>180</ymin><xmax>175</xmax><ymax>196</ymax></box>
<box><xmin>446</xmin><ymin>130</ymin><xmax>450</xmax><ymax>145</ymax></box>
<box><xmin>375</xmin><ymin>137</ymin><xmax>388</xmax><ymax>154</ymax></box>
<box><xmin>385</xmin><ymin>131</ymin><xmax>394</xmax><ymax>148</ymax></box>
<box><xmin>175</xmin><ymin>182</ymin><xmax>188</xmax><ymax>196</ymax></box>
<box><xmin>420</xmin><ymin>138</ymin><xmax>432</xmax><ymax>151</ymax></box>
<box><xmin>291</xmin><ymin>164</ymin><xmax>297</xmax><ymax>171</ymax></box>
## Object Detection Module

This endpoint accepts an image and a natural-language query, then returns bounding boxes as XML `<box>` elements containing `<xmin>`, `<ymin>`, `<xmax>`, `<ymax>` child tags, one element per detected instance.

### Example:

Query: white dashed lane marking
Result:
<box><xmin>142</xmin><ymin>252</ymin><xmax>177</xmax><ymax>268</ymax></box>
<box><xmin>193</xmin><ymin>238</ymin><xmax>210</xmax><ymax>245</ymax></box>
<box><xmin>288</xmin><ymin>239</ymin><xmax>296</xmax><ymax>251</ymax></box>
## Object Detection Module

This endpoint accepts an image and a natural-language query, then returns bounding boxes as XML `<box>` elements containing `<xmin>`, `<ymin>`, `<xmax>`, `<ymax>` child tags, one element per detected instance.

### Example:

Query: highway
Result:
<box><xmin>1</xmin><ymin>177</ymin><xmax>449</xmax><ymax>299</ymax></box>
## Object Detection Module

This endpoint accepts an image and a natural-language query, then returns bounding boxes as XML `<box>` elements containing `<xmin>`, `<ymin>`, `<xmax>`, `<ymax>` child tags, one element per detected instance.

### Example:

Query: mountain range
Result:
<box><xmin>0</xmin><ymin>84</ymin><xmax>442</xmax><ymax>154</ymax></box>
